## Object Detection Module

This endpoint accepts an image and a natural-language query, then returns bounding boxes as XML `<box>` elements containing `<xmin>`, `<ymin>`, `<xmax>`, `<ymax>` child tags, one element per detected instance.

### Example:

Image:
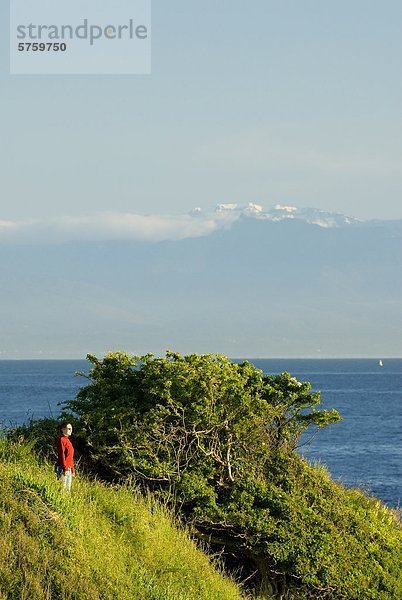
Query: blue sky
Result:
<box><xmin>1</xmin><ymin>0</ymin><xmax>402</xmax><ymax>222</ymax></box>
<box><xmin>1</xmin><ymin>1</ymin><xmax>402</xmax><ymax>358</ymax></box>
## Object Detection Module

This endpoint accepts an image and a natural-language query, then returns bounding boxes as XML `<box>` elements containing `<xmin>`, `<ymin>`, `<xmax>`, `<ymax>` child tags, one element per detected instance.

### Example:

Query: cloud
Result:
<box><xmin>0</xmin><ymin>210</ymin><xmax>238</xmax><ymax>245</ymax></box>
<box><xmin>0</xmin><ymin>219</ymin><xmax>18</xmax><ymax>230</ymax></box>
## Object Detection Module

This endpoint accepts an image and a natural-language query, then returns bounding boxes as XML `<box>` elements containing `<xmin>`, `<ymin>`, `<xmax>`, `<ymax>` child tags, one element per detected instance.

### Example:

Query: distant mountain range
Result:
<box><xmin>208</xmin><ymin>202</ymin><xmax>361</xmax><ymax>227</ymax></box>
<box><xmin>1</xmin><ymin>206</ymin><xmax>401</xmax><ymax>358</ymax></box>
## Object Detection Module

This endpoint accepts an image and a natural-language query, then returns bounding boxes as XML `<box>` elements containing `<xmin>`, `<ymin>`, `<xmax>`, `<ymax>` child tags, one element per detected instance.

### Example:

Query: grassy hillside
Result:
<box><xmin>2</xmin><ymin>438</ymin><xmax>401</xmax><ymax>600</ymax></box>
<box><xmin>0</xmin><ymin>439</ymin><xmax>244</xmax><ymax>600</ymax></box>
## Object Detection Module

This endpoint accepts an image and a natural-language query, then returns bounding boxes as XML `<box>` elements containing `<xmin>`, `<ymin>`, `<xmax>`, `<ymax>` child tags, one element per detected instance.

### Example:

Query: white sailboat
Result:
<box><xmin>378</xmin><ymin>359</ymin><xmax>383</xmax><ymax>367</ymax></box>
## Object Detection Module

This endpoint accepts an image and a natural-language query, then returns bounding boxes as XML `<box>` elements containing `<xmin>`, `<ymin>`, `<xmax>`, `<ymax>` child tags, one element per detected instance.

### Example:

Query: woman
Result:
<box><xmin>56</xmin><ymin>422</ymin><xmax>75</xmax><ymax>492</ymax></box>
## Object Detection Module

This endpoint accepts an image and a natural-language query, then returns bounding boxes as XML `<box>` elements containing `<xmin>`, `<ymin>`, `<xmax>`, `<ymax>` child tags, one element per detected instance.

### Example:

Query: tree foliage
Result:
<box><xmin>68</xmin><ymin>351</ymin><xmax>339</xmax><ymax>486</ymax></box>
<box><xmin>65</xmin><ymin>351</ymin><xmax>351</xmax><ymax>596</ymax></box>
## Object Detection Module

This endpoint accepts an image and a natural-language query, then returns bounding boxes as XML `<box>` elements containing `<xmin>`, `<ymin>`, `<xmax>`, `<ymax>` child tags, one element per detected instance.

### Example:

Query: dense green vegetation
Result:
<box><xmin>11</xmin><ymin>351</ymin><xmax>402</xmax><ymax>599</ymax></box>
<box><xmin>0</xmin><ymin>438</ymin><xmax>244</xmax><ymax>600</ymax></box>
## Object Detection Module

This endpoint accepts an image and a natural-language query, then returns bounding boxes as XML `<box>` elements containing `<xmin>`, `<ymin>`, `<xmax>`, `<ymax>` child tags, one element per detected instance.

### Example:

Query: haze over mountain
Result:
<box><xmin>1</xmin><ymin>204</ymin><xmax>401</xmax><ymax>358</ymax></box>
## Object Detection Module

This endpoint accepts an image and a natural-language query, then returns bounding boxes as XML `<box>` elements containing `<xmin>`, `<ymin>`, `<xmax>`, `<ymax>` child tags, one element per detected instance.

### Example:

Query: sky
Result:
<box><xmin>1</xmin><ymin>1</ymin><xmax>402</xmax><ymax>359</ymax></box>
<box><xmin>1</xmin><ymin>0</ymin><xmax>402</xmax><ymax>223</ymax></box>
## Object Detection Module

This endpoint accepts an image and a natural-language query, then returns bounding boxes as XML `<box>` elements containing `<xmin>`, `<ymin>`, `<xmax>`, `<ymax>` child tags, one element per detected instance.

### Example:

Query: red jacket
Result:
<box><xmin>56</xmin><ymin>435</ymin><xmax>75</xmax><ymax>473</ymax></box>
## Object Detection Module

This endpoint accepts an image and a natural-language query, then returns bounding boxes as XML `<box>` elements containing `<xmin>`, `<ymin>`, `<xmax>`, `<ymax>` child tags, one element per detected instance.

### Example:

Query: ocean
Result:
<box><xmin>0</xmin><ymin>358</ymin><xmax>400</xmax><ymax>508</ymax></box>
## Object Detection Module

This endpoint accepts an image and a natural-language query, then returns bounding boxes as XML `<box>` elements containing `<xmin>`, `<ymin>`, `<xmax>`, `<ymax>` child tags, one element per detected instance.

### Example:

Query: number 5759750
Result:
<box><xmin>18</xmin><ymin>42</ymin><xmax>67</xmax><ymax>51</ymax></box>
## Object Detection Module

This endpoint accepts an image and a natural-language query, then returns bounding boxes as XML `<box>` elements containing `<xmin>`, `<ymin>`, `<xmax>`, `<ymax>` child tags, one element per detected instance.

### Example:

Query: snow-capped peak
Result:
<box><xmin>215</xmin><ymin>203</ymin><xmax>239</xmax><ymax>212</ymax></box>
<box><xmin>273</xmin><ymin>204</ymin><xmax>298</xmax><ymax>213</ymax></box>
<box><xmin>244</xmin><ymin>203</ymin><xmax>263</xmax><ymax>215</ymax></box>
<box><xmin>211</xmin><ymin>203</ymin><xmax>360</xmax><ymax>228</ymax></box>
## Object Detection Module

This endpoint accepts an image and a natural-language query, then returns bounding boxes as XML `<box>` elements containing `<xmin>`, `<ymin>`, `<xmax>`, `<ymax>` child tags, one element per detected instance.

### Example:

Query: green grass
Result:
<box><xmin>268</xmin><ymin>457</ymin><xmax>402</xmax><ymax>599</ymax></box>
<box><xmin>0</xmin><ymin>439</ymin><xmax>245</xmax><ymax>600</ymax></box>
<box><xmin>2</xmin><ymin>438</ymin><xmax>401</xmax><ymax>600</ymax></box>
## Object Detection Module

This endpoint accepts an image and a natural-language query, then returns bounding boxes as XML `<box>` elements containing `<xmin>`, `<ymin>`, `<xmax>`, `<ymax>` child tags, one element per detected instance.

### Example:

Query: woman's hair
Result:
<box><xmin>57</xmin><ymin>421</ymin><xmax>72</xmax><ymax>434</ymax></box>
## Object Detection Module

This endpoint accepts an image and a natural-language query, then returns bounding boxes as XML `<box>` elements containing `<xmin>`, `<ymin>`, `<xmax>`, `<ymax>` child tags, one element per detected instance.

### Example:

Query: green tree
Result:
<box><xmin>65</xmin><ymin>351</ymin><xmax>345</xmax><ymax>596</ymax></box>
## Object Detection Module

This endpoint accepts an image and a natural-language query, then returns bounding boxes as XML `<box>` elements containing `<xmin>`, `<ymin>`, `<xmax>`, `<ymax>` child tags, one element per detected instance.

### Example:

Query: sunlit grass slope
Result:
<box><xmin>0</xmin><ymin>440</ymin><xmax>244</xmax><ymax>600</ymax></box>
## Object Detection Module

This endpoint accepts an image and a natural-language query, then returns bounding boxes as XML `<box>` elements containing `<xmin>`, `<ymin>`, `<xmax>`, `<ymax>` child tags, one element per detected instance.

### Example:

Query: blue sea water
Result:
<box><xmin>0</xmin><ymin>360</ymin><xmax>86</xmax><ymax>425</ymax></box>
<box><xmin>252</xmin><ymin>359</ymin><xmax>402</xmax><ymax>509</ymax></box>
<box><xmin>0</xmin><ymin>359</ymin><xmax>401</xmax><ymax>508</ymax></box>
